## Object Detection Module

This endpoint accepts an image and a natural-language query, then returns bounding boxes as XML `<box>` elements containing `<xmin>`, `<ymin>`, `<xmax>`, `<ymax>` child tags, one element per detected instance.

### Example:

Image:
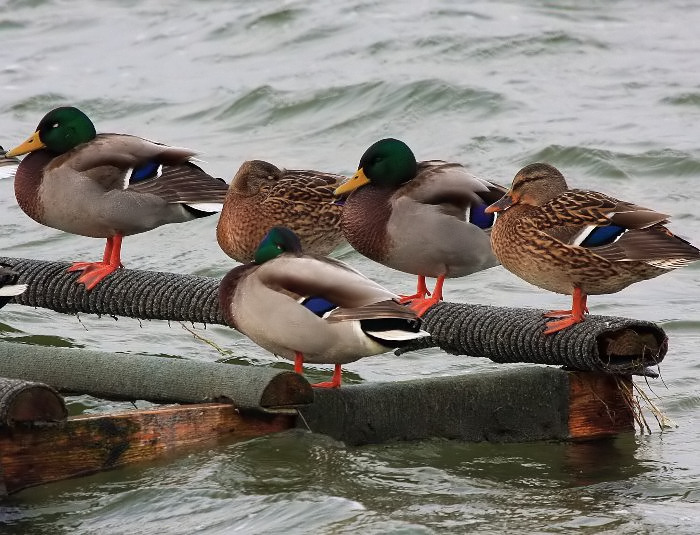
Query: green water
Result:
<box><xmin>1</xmin><ymin>0</ymin><xmax>700</xmax><ymax>533</ymax></box>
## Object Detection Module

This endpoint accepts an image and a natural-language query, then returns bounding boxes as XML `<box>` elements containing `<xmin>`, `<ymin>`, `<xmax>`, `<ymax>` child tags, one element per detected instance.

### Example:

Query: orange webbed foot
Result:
<box><xmin>312</xmin><ymin>364</ymin><xmax>342</xmax><ymax>389</ymax></box>
<box><xmin>543</xmin><ymin>315</ymin><xmax>585</xmax><ymax>335</ymax></box>
<box><xmin>542</xmin><ymin>288</ymin><xmax>588</xmax><ymax>335</ymax></box>
<box><xmin>68</xmin><ymin>262</ymin><xmax>121</xmax><ymax>290</ymax></box>
<box><xmin>407</xmin><ymin>295</ymin><xmax>441</xmax><ymax>317</ymax></box>
<box><xmin>398</xmin><ymin>275</ymin><xmax>431</xmax><ymax>303</ymax></box>
<box><xmin>405</xmin><ymin>275</ymin><xmax>445</xmax><ymax>317</ymax></box>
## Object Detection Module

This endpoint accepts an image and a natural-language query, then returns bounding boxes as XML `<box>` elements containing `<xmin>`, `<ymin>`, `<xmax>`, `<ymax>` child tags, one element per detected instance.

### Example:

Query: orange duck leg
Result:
<box><xmin>543</xmin><ymin>287</ymin><xmax>588</xmax><ymax>335</ymax></box>
<box><xmin>295</xmin><ymin>352</ymin><xmax>342</xmax><ymax>389</ymax></box>
<box><xmin>67</xmin><ymin>235</ymin><xmax>124</xmax><ymax>290</ymax></box>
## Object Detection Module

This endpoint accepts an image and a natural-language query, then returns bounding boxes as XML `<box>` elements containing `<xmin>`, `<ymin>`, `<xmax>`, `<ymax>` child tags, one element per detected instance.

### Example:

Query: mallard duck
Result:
<box><xmin>6</xmin><ymin>106</ymin><xmax>229</xmax><ymax>290</ymax></box>
<box><xmin>0</xmin><ymin>266</ymin><xmax>26</xmax><ymax>309</ymax></box>
<box><xmin>0</xmin><ymin>145</ymin><xmax>19</xmax><ymax>180</ymax></box>
<box><xmin>216</xmin><ymin>159</ymin><xmax>345</xmax><ymax>263</ymax></box>
<box><xmin>334</xmin><ymin>138</ymin><xmax>505</xmax><ymax>316</ymax></box>
<box><xmin>219</xmin><ymin>227</ymin><xmax>428</xmax><ymax>388</ymax></box>
<box><xmin>486</xmin><ymin>162</ymin><xmax>700</xmax><ymax>334</ymax></box>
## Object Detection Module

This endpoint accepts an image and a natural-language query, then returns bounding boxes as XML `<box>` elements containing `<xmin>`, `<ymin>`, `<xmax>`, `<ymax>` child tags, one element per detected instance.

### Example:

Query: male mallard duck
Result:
<box><xmin>6</xmin><ymin>106</ymin><xmax>229</xmax><ymax>290</ymax></box>
<box><xmin>0</xmin><ymin>145</ymin><xmax>19</xmax><ymax>180</ymax></box>
<box><xmin>219</xmin><ymin>227</ymin><xmax>428</xmax><ymax>388</ymax></box>
<box><xmin>216</xmin><ymin>159</ymin><xmax>345</xmax><ymax>263</ymax></box>
<box><xmin>0</xmin><ymin>266</ymin><xmax>26</xmax><ymax>309</ymax></box>
<box><xmin>335</xmin><ymin>138</ymin><xmax>505</xmax><ymax>316</ymax></box>
<box><xmin>485</xmin><ymin>163</ymin><xmax>700</xmax><ymax>334</ymax></box>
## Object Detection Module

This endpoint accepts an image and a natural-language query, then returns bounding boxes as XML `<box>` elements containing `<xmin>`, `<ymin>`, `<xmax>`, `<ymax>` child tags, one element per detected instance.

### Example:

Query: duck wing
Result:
<box><xmin>398</xmin><ymin>161</ymin><xmax>506</xmax><ymax>220</ymax></box>
<box><xmin>541</xmin><ymin>189</ymin><xmax>668</xmax><ymax>229</ymax></box>
<box><xmin>258</xmin><ymin>167</ymin><xmax>344</xmax><ymax>211</ymax></box>
<box><xmin>325</xmin><ymin>299</ymin><xmax>418</xmax><ymax>322</ymax></box>
<box><xmin>534</xmin><ymin>189</ymin><xmax>699</xmax><ymax>265</ymax></box>
<box><xmin>128</xmin><ymin>161</ymin><xmax>228</xmax><ymax>205</ymax></box>
<box><xmin>60</xmin><ymin>134</ymin><xmax>228</xmax><ymax>203</ymax></box>
<box><xmin>256</xmin><ymin>254</ymin><xmax>398</xmax><ymax>308</ymax></box>
<box><xmin>586</xmin><ymin>226</ymin><xmax>700</xmax><ymax>265</ymax></box>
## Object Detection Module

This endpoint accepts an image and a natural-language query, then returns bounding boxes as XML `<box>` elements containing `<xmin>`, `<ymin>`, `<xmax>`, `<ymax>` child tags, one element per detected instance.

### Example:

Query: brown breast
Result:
<box><xmin>340</xmin><ymin>186</ymin><xmax>393</xmax><ymax>263</ymax></box>
<box><xmin>14</xmin><ymin>150</ymin><xmax>55</xmax><ymax>224</ymax></box>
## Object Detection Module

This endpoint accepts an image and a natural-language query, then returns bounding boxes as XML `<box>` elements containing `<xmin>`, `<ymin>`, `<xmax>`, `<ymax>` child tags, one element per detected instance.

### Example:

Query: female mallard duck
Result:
<box><xmin>219</xmin><ymin>226</ymin><xmax>428</xmax><ymax>388</ymax></box>
<box><xmin>0</xmin><ymin>145</ymin><xmax>19</xmax><ymax>180</ymax></box>
<box><xmin>335</xmin><ymin>138</ymin><xmax>505</xmax><ymax>316</ymax></box>
<box><xmin>0</xmin><ymin>266</ymin><xmax>26</xmax><ymax>309</ymax></box>
<box><xmin>216</xmin><ymin>159</ymin><xmax>345</xmax><ymax>263</ymax></box>
<box><xmin>485</xmin><ymin>163</ymin><xmax>700</xmax><ymax>334</ymax></box>
<box><xmin>6</xmin><ymin>106</ymin><xmax>229</xmax><ymax>290</ymax></box>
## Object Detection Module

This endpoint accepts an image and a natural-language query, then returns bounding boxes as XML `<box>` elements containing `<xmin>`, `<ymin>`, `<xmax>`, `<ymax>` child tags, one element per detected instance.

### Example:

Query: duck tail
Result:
<box><xmin>361</xmin><ymin>317</ymin><xmax>429</xmax><ymax>348</ymax></box>
<box><xmin>0</xmin><ymin>283</ymin><xmax>27</xmax><ymax>297</ymax></box>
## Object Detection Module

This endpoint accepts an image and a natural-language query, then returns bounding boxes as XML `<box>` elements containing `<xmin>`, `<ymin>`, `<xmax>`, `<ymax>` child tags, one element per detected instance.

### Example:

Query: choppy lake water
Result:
<box><xmin>1</xmin><ymin>0</ymin><xmax>700</xmax><ymax>533</ymax></box>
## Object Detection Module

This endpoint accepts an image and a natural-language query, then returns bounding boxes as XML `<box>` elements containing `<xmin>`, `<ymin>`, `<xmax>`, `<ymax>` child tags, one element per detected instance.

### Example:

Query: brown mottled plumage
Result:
<box><xmin>486</xmin><ymin>162</ymin><xmax>700</xmax><ymax>334</ymax></box>
<box><xmin>216</xmin><ymin>160</ymin><xmax>346</xmax><ymax>263</ymax></box>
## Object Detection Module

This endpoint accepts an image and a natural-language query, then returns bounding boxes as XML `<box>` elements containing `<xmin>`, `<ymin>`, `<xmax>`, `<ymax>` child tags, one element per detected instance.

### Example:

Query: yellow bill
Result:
<box><xmin>334</xmin><ymin>168</ymin><xmax>371</xmax><ymax>196</ymax></box>
<box><xmin>5</xmin><ymin>131</ymin><xmax>45</xmax><ymax>157</ymax></box>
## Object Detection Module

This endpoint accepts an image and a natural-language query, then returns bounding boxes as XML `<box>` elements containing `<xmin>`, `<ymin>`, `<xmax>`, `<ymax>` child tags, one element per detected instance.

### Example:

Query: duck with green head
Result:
<box><xmin>485</xmin><ymin>163</ymin><xmax>700</xmax><ymax>334</ymax></box>
<box><xmin>7</xmin><ymin>106</ymin><xmax>229</xmax><ymax>290</ymax></box>
<box><xmin>219</xmin><ymin>226</ymin><xmax>429</xmax><ymax>388</ymax></box>
<box><xmin>335</xmin><ymin>138</ymin><xmax>506</xmax><ymax>316</ymax></box>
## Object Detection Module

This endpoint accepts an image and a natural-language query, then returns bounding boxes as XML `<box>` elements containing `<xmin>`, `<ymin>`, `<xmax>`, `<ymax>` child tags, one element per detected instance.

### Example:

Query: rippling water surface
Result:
<box><xmin>2</xmin><ymin>0</ymin><xmax>700</xmax><ymax>533</ymax></box>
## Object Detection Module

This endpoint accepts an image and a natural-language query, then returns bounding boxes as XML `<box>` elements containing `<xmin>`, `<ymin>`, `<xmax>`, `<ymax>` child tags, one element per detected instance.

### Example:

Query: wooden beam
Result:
<box><xmin>0</xmin><ymin>370</ymin><xmax>637</xmax><ymax>496</ymax></box>
<box><xmin>0</xmin><ymin>403</ymin><xmax>294</xmax><ymax>495</ymax></box>
<box><xmin>568</xmin><ymin>372</ymin><xmax>634</xmax><ymax>440</ymax></box>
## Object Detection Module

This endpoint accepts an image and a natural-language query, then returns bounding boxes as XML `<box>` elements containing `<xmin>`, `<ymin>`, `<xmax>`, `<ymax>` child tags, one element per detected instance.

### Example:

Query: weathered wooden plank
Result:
<box><xmin>567</xmin><ymin>372</ymin><xmax>634</xmax><ymax>439</ymax></box>
<box><xmin>0</xmin><ymin>403</ymin><xmax>294</xmax><ymax>495</ymax></box>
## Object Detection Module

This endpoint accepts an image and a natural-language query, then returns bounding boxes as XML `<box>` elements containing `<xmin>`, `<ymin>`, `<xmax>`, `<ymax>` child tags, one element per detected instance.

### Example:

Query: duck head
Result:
<box><xmin>334</xmin><ymin>138</ymin><xmax>418</xmax><ymax>196</ymax></box>
<box><xmin>254</xmin><ymin>226</ymin><xmax>303</xmax><ymax>264</ymax></box>
<box><xmin>7</xmin><ymin>106</ymin><xmax>97</xmax><ymax>157</ymax></box>
<box><xmin>486</xmin><ymin>162</ymin><xmax>568</xmax><ymax>213</ymax></box>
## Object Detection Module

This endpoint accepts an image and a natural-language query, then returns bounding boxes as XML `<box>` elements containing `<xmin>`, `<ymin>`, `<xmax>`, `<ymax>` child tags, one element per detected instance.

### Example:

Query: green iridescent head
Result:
<box><xmin>7</xmin><ymin>106</ymin><xmax>97</xmax><ymax>157</ymax></box>
<box><xmin>254</xmin><ymin>227</ymin><xmax>303</xmax><ymax>264</ymax></box>
<box><xmin>334</xmin><ymin>138</ymin><xmax>418</xmax><ymax>196</ymax></box>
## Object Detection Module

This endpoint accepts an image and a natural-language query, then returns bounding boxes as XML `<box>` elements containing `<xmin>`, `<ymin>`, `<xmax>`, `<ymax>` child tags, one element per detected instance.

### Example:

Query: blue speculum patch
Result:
<box><xmin>301</xmin><ymin>296</ymin><xmax>337</xmax><ymax>317</ymax></box>
<box><xmin>130</xmin><ymin>161</ymin><xmax>161</xmax><ymax>183</ymax></box>
<box><xmin>469</xmin><ymin>203</ymin><xmax>495</xmax><ymax>229</ymax></box>
<box><xmin>580</xmin><ymin>224</ymin><xmax>626</xmax><ymax>247</ymax></box>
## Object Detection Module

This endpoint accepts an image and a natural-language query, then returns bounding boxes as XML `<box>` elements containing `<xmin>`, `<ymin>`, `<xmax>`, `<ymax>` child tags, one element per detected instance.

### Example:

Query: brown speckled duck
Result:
<box><xmin>335</xmin><ymin>138</ymin><xmax>505</xmax><ymax>316</ymax></box>
<box><xmin>486</xmin><ymin>162</ymin><xmax>700</xmax><ymax>334</ymax></box>
<box><xmin>216</xmin><ymin>159</ymin><xmax>345</xmax><ymax>263</ymax></box>
<box><xmin>6</xmin><ymin>106</ymin><xmax>229</xmax><ymax>290</ymax></box>
<box><xmin>219</xmin><ymin>227</ymin><xmax>428</xmax><ymax>388</ymax></box>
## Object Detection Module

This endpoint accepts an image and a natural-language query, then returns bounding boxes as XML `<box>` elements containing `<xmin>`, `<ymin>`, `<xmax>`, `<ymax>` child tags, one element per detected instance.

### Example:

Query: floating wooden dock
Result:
<box><xmin>0</xmin><ymin>256</ymin><xmax>660</xmax><ymax>495</ymax></box>
<box><xmin>0</xmin><ymin>343</ymin><xmax>633</xmax><ymax>496</ymax></box>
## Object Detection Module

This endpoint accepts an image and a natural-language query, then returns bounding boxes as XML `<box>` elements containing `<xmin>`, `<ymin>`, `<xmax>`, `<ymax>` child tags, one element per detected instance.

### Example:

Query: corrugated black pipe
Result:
<box><xmin>0</xmin><ymin>257</ymin><xmax>666</xmax><ymax>375</ymax></box>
